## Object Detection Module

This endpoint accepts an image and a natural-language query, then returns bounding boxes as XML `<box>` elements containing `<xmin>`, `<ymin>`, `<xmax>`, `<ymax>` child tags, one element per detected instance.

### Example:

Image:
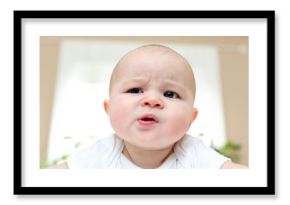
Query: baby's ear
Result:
<box><xmin>191</xmin><ymin>108</ymin><xmax>198</xmax><ymax>122</ymax></box>
<box><xmin>103</xmin><ymin>99</ymin><xmax>110</xmax><ymax>115</ymax></box>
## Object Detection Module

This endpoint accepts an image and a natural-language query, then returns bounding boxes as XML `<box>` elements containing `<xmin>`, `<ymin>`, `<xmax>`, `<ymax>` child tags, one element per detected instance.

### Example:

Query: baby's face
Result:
<box><xmin>104</xmin><ymin>46</ymin><xmax>197</xmax><ymax>150</ymax></box>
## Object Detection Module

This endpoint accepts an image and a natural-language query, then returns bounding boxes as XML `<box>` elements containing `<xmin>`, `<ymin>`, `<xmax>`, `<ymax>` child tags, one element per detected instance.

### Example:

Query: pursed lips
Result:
<box><xmin>137</xmin><ymin>114</ymin><xmax>159</xmax><ymax>125</ymax></box>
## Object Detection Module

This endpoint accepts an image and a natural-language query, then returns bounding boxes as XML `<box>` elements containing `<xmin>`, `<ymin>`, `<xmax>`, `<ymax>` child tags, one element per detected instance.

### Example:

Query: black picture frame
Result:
<box><xmin>14</xmin><ymin>10</ymin><xmax>275</xmax><ymax>195</ymax></box>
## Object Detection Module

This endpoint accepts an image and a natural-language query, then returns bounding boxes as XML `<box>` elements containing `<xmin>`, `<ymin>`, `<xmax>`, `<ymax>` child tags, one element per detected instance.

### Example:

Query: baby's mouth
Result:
<box><xmin>138</xmin><ymin>114</ymin><xmax>159</xmax><ymax>125</ymax></box>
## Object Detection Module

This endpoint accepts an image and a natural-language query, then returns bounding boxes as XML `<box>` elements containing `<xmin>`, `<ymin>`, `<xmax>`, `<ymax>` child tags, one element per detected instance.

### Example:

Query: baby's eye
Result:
<box><xmin>164</xmin><ymin>91</ymin><xmax>180</xmax><ymax>99</ymax></box>
<box><xmin>126</xmin><ymin>88</ymin><xmax>143</xmax><ymax>94</ymax></box>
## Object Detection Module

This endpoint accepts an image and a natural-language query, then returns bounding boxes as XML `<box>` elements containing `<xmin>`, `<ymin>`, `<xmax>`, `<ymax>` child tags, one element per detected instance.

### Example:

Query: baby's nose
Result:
<box><xmin>141</xmin><ymin>93</ymin><xmax>164</xmax><ymax>109</ymax></box>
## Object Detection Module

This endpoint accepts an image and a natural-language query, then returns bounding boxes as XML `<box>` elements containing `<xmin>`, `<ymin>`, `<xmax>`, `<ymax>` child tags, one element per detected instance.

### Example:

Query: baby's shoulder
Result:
<box><xmin>176</xmin><ymin>134</ymin><xmax>204</xmax><ymax>150</ymax></box>
<box><xmin>174</xmin><ymin>134</ymin><xmax>230</xmax><ymax>169</ymax></box>
<box><xmin>67</xmin><ymin>134</ymin><xmax>123</xmax><ymax>168</ymax></box>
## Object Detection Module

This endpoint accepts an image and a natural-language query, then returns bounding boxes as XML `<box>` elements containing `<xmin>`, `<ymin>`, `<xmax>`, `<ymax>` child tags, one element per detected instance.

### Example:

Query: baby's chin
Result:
<box><xmin>116</xmin><ymin>132</ymin><xmax>183</xmax><ymax>150</ymax></box>
<box><xmin>124</xmin><ymin>139</ymin><xmax>177</xmax><ymax>151</ymax></box>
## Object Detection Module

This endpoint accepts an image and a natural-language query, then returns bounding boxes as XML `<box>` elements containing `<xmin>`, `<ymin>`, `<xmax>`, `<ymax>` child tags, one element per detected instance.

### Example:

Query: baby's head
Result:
<box><xmin>104</xmin><ymin>44</ymin><xmax>198</xmax><ymax>150</ymax></box>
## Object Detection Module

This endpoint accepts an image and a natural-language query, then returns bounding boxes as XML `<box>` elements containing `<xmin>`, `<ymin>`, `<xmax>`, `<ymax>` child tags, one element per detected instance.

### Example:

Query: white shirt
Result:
<box><xmin>67</xmin><ymin>134</ymin><xmax>230</xmax><ymax>169</ymax></box>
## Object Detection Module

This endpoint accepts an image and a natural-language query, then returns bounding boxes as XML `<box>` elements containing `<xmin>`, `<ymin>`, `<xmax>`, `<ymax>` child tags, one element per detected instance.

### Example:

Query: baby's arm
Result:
<box><xmin>47</xmin><ymin>162</ymin><xmax>69</xmax><ymax>169</ymax></box>
<box><xmin>220</xmin><ymin>160</ymin><xmax>248</xmax><ymax>169</ymax></box>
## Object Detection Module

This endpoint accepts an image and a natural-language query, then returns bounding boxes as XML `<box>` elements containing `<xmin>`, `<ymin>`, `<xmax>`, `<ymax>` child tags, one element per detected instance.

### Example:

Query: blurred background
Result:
<box><xmin>40</xmin><ymin>36</ymin><xmax>248</xmax><ymax>167</ymax></box>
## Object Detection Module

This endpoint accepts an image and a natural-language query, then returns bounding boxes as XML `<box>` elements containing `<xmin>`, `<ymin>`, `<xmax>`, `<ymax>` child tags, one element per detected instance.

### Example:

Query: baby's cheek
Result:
<box><xmin>166</xmin><ymin>110</ymin><xmax>192</xmax><ymax>137</ymax></box>
<box><xmin>109</xmin><ymin>101</ymin><xmax>131</xmax><ymax>132</ymax></box>
<box><xmin>110</xmin><ymin>112</ymin><xmax>121</xmax><ymax>127</ymax></box>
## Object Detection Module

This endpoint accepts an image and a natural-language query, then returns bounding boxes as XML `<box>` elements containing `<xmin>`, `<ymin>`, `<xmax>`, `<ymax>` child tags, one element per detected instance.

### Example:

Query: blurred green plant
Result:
<box><xmin>213</xmin><ymin>141</ymin><xmax>241</xmax><ymax>163</ymax></box>
<box><xmin>40</xmin><ymin>135</ymin><xmax>97</xmax><ymax>168</ymax></box>
<box><xmin>40</xmin><ymin>154</ymin><xmax>70</xmax><ymax>169</ymax></box>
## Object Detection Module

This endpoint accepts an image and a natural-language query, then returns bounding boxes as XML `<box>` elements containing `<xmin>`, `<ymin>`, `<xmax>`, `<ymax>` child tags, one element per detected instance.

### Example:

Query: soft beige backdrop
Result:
<box><xmin>40</xmin><ymin>36</ymin><xmax>248</xmax><ymax>165</ymax></box>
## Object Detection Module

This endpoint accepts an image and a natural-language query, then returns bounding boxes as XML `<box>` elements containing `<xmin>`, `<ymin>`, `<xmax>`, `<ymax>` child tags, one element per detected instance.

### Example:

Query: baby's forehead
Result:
<box><xmin>117</xmin><ymin>46</ymin><xmax>190</xmax><ymax>72</ymax></box>
<box><xmin>126</xmin><ymin>45</ymin><xmax>181</xmax><ymax>59</ymax></box>
<box><xmin>109</xmin><ymin>45</ymin><xmax>196</xmax><ymax>95</ymax></box>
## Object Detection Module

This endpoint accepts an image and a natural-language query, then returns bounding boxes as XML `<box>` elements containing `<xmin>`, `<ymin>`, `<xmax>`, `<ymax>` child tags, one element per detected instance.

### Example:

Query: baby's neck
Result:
<box><xmin>122</xmin><ymin>142</ymin><xmax>175</xmax><ymax>169</ymax></box>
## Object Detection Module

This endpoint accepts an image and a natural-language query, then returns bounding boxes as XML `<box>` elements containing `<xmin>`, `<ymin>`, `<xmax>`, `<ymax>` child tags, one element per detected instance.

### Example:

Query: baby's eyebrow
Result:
<box><xmin>163</xmin><ymin>79</ymin><xmax>186</xmax><ymax>91</ymax></box>
<box><xmin>121</xmin><ymin>78</ymin><xmax>187</xmax><ymax>91</ymax></box>
<box><xmin>122</xmin><ymin>77</ymin><xmax>149</xmax><ymax>84</ymax></box>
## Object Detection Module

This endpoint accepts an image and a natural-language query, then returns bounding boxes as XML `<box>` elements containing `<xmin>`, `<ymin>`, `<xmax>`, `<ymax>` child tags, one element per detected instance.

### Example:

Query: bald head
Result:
<box><xmin>108</xmin><ymin>44</ymin><xmax>196</xmax><ymax>101</ymax></box>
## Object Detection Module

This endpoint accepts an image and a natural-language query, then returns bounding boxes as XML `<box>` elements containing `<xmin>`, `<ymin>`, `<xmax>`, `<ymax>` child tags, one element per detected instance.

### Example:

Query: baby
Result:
<box><xmin>51</xmin><ymin>44</ymin><xmax>246</xmax><ymax>169</ymax></box>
